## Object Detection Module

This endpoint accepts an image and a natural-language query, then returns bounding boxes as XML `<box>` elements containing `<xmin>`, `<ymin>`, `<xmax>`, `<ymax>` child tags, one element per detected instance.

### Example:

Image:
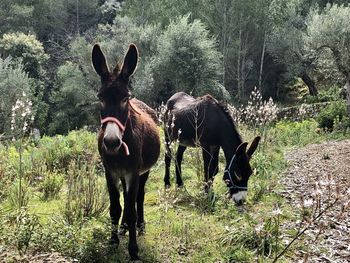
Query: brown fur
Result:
<box><xmin>92</xmin><ymin>43</ymin><xmax>160</xmax><ymax>260</ymax></box>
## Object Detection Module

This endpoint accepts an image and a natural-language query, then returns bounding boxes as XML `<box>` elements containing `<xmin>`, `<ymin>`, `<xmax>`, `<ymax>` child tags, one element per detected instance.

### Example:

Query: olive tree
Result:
<box><xmin>304</xmin><ymin>4</ymin><xmax>350</xmax><ymax>115</ymax></box>
<box><xmin>152</xmin><ymin>15</ymin><xmax>227</xmax><ymax>103</ymax></box>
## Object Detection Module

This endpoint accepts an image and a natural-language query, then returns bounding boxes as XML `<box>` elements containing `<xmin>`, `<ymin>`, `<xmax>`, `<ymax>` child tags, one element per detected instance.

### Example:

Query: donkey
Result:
<box><xmin>92</xmin><ymin>43</ymin><xmax>160</xmax><ymax>260</ymax></box>
<box><xmin>164</xmin><ymin>92</ymin><xmax>260</xmax><ymax>204</ymax></box>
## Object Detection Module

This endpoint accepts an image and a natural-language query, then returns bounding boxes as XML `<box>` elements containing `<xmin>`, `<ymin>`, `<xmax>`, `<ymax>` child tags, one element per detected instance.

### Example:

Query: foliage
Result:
<box><xmin>14</xmin><ymin>209</ymin><xmax>40</xmax><ymax>256</ymax></box>
<box><xmin>303</xmin><ymin>86</ymin><xmax>343</xmax><ymax>103</ymax></box>
<box><xmin>0</xmin><ymin>0</ymin><xmax>34</xmax><ymax>34</ymax></box>
<box><xmin>0</xmin><ymin>32</ymin><xmax>48</xmax><ymax>79</ymax></box>
<box><xmin>0</xmin><ymin>57</ymin><xmax>36</xmax><ymax>135</ymax></box>
<box><xmin>152</xmin><ymin>15</ymin><xmax>225</xmax><ymax>102</ymax></box>
<box><xmin>63</xmin><ymin>160</ymin><xmax>108</xmax><ymax>224</ymax></box>
<box><xmin>272</xmin><ymin>119</ymin><xmax>321</xmax><ymax>147</ymax></box>
<box><xmin>0</xmin><ymin>120</ymin><xmax>349</xmax><ymax>261</ymax></box>
<box><xmin>304</xmin><ymin>3</ymin><xmax>350</xmax><ymax>110</ymax></box>
<box><xmin>49</xmin><ymin>61</ymin><xmax>98</xmax><ymax>134</ymax></box>
<box><xmin>8</xmin><ymin>178</ymin><xmax>31</xmax><ymax>210</ymax></box>
<box><xmin>317</xmin><ymin>100</ymin><xmax>348</xmax><ymax>130</ymax></box>
<box><xmin>0</xmin><ymin>33</ymin><xmax>49</xmax><ymax>131</ymax></box>
<box><xmin>39</xmin><ymin>171</ymin><xmax>64</xmax><ymax>200</ymax></box>
<box><xmin>304</xmin><ymin>4</ymin><xmax>350</xmax><ymax>73</ymax></box>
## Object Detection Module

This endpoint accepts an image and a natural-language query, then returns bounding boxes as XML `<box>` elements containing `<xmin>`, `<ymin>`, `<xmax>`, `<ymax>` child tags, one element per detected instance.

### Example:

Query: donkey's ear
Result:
<box><xmin>92</xmin><ymin>44</ymin><xmax>109</xmax><ymax>80</ymax></box>
<box><xmin>236</xmin><ymin>142</ymin><xmax>248</xmax><ymax>156</ymax></box>
<box><xmin>121</xmin><ymin>44</ymin><xmax>138</xmax><ymax>79</ymax></box>
<box><xmin>247</xmin><ymin>136</ymin><xmax>261</xmax><ymax>157</ymax></box>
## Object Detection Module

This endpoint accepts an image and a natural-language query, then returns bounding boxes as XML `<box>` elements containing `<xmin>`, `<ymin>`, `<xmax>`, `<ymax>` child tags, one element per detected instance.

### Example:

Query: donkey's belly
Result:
<box><xmin>140</xmin><ymin>125</ymin><xmax>161</xmax><ymax>173</ymax></box>
<box><xmin>179</xmin><ymin>138</ymin><xmax>196</xmax><ymax>147</ymax></box>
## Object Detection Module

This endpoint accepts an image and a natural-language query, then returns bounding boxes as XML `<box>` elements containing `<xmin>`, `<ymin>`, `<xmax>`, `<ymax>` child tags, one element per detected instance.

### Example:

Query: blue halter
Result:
<box><xmin>224</xmin><ymin>154</ymin><xmax>248</xmax><ymax>191</ymax></box>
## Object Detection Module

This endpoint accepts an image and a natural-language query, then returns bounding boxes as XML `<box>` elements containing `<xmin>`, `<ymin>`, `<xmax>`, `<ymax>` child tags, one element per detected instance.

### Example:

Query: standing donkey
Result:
<box><xmin>92</xmin><ymin>43</ymin><xmax>160</xmax><ymax>260</ymax></box>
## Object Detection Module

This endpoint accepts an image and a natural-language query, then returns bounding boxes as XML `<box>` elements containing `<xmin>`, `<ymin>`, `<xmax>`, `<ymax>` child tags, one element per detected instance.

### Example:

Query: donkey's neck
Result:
<box><xmin>219</xmin><ymin>123</ymin><xmax>243</xmax><ymax>162</ymax></box>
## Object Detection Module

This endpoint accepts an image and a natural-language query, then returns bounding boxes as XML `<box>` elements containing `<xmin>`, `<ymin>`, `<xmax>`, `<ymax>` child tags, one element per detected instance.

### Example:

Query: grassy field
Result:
<box><xmin>0</xmin><ymin>120</ymin><xmax>349</xmax><ymax>263</ymax></box>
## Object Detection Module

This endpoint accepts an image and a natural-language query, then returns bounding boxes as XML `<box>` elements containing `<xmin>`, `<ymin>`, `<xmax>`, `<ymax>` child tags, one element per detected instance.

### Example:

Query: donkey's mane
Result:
<box><xmin>199</xmin><ymin>94</ymin><xmax>242</xmax><ymax>142</ymax></box>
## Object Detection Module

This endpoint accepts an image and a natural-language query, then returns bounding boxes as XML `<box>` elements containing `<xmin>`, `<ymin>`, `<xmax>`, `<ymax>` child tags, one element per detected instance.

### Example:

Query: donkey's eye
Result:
<box><xmin>121</xmin><ymin>97</ymin><xmax>129</xmax><ymax>104</ymax></box>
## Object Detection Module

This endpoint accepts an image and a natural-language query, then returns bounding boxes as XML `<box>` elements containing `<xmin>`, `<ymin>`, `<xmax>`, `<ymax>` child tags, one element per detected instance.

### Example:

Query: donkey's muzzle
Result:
<box><xmin>231</xmin><ymin>190</ymin><xmax>247</xmax><ymax>205</ymax></box>
<box><xmin>103</xmin><ymin>137</ymin><xmax>121</xmax><ymax>152</ymax></box>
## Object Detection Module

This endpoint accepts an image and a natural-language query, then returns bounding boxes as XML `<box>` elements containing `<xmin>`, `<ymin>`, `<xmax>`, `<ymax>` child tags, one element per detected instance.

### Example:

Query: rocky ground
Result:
<box><xmin>280</xmin><ymin>139</ymin><xmax>350</xmax><ymax>262</ymax></box>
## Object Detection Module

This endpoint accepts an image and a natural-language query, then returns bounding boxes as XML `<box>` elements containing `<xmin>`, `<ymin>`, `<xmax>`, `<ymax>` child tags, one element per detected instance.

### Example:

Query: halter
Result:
<box><xmin>224</xmin><ymin>154</ymin><xmax>248</xmax><ymax>191</ymax></box>
<box><xmin>100</xmin><ymin>100</ymin><xmax>141</xmax><ymax>156</ymax></box>
<box><xmin>101</xmin><ymin>116</ymin><xmax>130</xmax><ymax>156</ymax></box>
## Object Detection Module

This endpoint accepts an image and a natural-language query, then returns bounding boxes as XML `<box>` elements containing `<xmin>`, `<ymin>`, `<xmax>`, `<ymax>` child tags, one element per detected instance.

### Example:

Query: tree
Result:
<box><xmin>0</xmin><ymin>57</ymin><xmax>36</xmax><ymax>135</ymax></box>
<box><xmin>152</xmin><ymin>15</ymin><xmax>226</xmax><ymax>103</ymax></box>
<box><xmin>304</xmin><ymin>4</ymin><xmax>350</xmax><ymax>115</ymax></box>
<box><xmin>49</xmin><ymin>61</ymin><xmax>98</xmax><ymax>134</ymax></box>
<box><xmin>268</xmin><ymin>0</ymin><xmax>319</xmax><ymax>97</ymax></box>
<box><xmin>0</xmin><ymin>32</ymin><xmax>49</xmax><ymax>79</ymax></box>
<box><xmin>0</xmin><ymin>0</ymin><xmax>34</xmax><ymax>34</ymax></box>
<box><xmin>0</xmin><ymin>32</ymin><xmax>50</xmax><ymax>130</ymax></box>
<box><xmin>48</xmin><ymin>37</ymin><xmax>100</xmax><ymax>134</ymax></box>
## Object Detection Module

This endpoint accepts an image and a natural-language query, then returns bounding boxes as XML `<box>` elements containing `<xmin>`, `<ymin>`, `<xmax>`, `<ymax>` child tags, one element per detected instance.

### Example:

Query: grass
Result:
<box><xmin>0</xmin><ymin>120</ymin><xmax>349</xmax><ymax>262</ymax></box>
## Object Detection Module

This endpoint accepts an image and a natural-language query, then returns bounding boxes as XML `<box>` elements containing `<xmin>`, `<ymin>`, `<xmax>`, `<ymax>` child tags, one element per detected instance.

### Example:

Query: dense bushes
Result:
<box><xmin>316</xmin><ymin>100</ymin><xmax>349</xmax><ymax>130</ymax></box>
<box><xmin>0</xmin><ymin>130</ymin><xmax>100</xmax><ymax>201</ymax></box>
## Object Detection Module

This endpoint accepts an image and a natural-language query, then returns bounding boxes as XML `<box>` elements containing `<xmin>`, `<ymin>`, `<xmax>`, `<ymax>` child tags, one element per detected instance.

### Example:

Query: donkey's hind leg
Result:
<box><xmin>175</xmin><ymin>145</ymin><xmax>186</xmax><ymax>187</ymax></box>
<box><xmin>164</xmin><ymin>141</ymin><xmax>172</xmax><ymax>187</ymax></box>
<box><xmin>137</xmin><ymin>171</ymin><xmax>149</xmax><ymax>235</ymax></box>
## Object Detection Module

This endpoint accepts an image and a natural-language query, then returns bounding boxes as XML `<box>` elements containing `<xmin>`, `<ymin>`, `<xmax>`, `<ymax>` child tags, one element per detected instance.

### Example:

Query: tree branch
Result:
<box><xmin>316</xmin><ymin>45</ymin><xmax>349</xmax><ymax>76</ymax></box>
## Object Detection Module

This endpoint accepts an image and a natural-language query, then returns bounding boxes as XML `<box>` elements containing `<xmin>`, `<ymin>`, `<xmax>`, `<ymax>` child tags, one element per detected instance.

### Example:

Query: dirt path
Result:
<box><xmin>280</xmin><ymin>140</ymin><xmax>350</xmax><ymax>262</ymax></box>
<box><xmin>0</xmin><ymin>251</ymin><xmax>75</xmax><ymax>263</ymax></box>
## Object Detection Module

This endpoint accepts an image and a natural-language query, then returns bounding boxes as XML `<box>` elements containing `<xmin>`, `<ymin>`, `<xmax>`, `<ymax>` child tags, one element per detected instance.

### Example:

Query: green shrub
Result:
<box><xmin>37</xmin><ymin>130</ymin><xmax>98</xmax><ymax>172</ymax></box>
<box><xmin>303</xmin><ymin>86</ymin><xmax>342</xmax><ymax>104</ymax></box>
<box><xmin>32</xmin><ymin>216</ymin><xmax>81</xmax><ymax>258</ymax></box>
<box><xmin>272</xmin><ymin>119</ymin><xmax>320</xmax><ymax>147</ymax></box>
<box><xmin>63</xmin><ymin>160</ymin><xmax>108</xmax><ymax>224</ymax></box>
<box><xmin>39</xmin><ymin>170</ymin><xmax>64</xmax><ymax>200</ymax></box>
<box><xmin>8</xmin><ymin>178</ymin><xmax>31</xmax><ymax>209</ymax></box>
<box><xmin>316</xmin><ymin>100</ymin><xmax>348</xmax><ymax>130</ymax></box>
<box><xmin>14</xmin><ymin>209</ymin><xmax>40</xmax><ymax>255</ymax></box>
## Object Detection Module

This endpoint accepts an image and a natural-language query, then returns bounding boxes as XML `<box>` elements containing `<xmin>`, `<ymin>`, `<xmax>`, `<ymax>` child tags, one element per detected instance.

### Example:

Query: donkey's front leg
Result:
<box><xmin>202</xmin><ymin>145</ymin><xmax>219</xmax><ymax>192</ymax></box>
<box><xmin>124</xmin><ymin>172</ymin><xmax>140</xmax><ymax>260</ymax></box>
<box><xmin>105</xmin><ymin>171</ymin><xmax>122</xmax><ymax>245</ymax></box>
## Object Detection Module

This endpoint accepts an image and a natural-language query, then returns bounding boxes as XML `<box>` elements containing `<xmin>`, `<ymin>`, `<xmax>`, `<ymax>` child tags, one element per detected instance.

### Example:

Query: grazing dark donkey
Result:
<box><xmin>92</xmin><ymin>43</ymin><xmax>160</xmax><ymax>260</ymax></box>
<box><xmin>164</xmin><ymin>92</ymin><xmax>260</xmax><ymax>204</ymax></box>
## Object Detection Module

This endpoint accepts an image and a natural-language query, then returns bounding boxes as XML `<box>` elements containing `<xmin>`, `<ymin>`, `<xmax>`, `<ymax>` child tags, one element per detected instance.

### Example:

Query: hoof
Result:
<box><xmin>109</xmin><ymin>233</ymin><xmax>119</xmax><ymax>246</ymax></box>
<box><xmin>137</xmin><ymin>222</ymin><xmax>146</xmax><ymax>236</ymax></box>
<box><xmin>118</xmin><ymin>223</ymin><xmax>128</xmax><ymax>236</ymax></box>
<box><xmin>130</xmin><ymin>254</ymin><xmax>140</xmax><ymax>261</ymax></box>
<box><xmin>129</xmin><ymin>244</ymin><xmax>139</xmax><ymax>261</ymax></box>
<box><xmin>165</xmin><ymin>183</ymin><xmax>171</xmax><ymax>189</ymax></box>
<box><xmin>176</xmin><ymin>183</ymin><xmax>184</xmax><ymax>189</ymax></box>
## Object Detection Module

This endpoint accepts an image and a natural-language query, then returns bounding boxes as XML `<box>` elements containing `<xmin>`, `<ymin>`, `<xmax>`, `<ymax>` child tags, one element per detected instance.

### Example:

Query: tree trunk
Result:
<box><xmin>237</xmin><ymin>26</ymin><xmax>242</xmax><ymax>99</ymax></box>
<box><xmin>222</xmin><ymin>1</ymin><xmax>227</xmax><ymax>86</ymax></box>
<box><xmin>258</xmin><ymin>31</ymin><xmax>266</xmax><ymax>94</ymax></box>
<box><xmin>301</xmin><ymin>72</ymin><xmax>318</xmax><ymax>96</ymax></box>
<box><xmin>345</xmin><ymin>75</ymin><xmax>350</xmax><ymax>118</ymax></box>
<box><xmin>76</xmin><ymin>0</ymin><xmax>80</xmax><ymax>35</ymax></box>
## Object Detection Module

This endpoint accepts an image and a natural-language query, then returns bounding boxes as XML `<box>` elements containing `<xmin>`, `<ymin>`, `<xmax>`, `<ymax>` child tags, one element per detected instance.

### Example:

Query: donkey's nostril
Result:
<box><xmin>103</xmin><ymin>137</ymin><xmax>121</xmax><ymax>150</ymax></box>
